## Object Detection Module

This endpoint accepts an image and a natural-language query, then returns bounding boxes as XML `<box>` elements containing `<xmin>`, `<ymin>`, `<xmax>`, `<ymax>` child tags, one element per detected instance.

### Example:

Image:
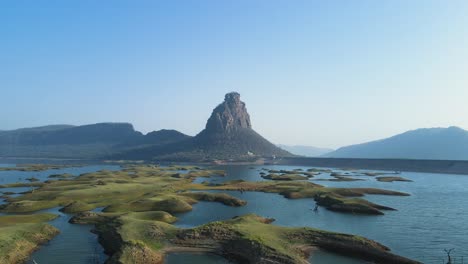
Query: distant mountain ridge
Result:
<box><xmin>277</xmin><ymin>144</ymin><xmax>333</xmax><ymax>157</ymax></box>
<box><xmin>6</xmin><ymin>98</ymin><xmax>465</xmax><ymax>161</ymax></box>
<box><xmin>0</xmin><ymin>123</ymin><xmax>191</xmax><ymax>159</ymax></box>
<box><xmin>0</xmin><ymin>123</ymin><xmax>140</xmax><ymax>146</ymax></box>
<box><xmin>0</xmin><ymin>125</ymin><xmax>75</xmax><ymax>134</ymax></box>
<box><xmin>115</xmin><ymin>92</ymin><xmax>291</xmax><ymax>161</ymax></box>
<box><xmin>116</xmin><ymin>129</ymin><xmax>191</xmax><ymax>148</ymax></box>
<box><xmin>325</xmin><ymin>126</ymin><xmax>468</xmax><ymax>160</ymax></box>
<box><xmin>0</xmin><ymin>92</ymin><xmax>291</xmax><ymax>161</ymax></box>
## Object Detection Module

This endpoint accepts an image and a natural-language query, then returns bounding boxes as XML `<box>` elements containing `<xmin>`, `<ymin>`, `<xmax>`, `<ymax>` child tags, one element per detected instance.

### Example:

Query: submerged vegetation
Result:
<box><xmin>0</xmin><ymin>164</ymin><xmax>417</xmax><ymax>263</ymax></box>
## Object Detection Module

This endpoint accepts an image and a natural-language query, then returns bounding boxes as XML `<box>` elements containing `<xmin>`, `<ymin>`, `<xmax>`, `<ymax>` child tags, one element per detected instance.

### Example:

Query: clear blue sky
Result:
<box><xmin>2</xmin><ymin>1</ymin><xmax>468</xmax><ymax>148</ymax></box>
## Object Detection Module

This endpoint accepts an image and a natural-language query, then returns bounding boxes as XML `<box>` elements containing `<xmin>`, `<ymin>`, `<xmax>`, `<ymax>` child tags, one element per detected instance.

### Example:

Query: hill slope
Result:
<box><xmin>0</xmin><ymin>123</ymin><xmax>190</xmax><ymax>159</ymax></box>
<box><xmin>325</xmin><ymin>126</ymin><xmax>468</xmax><ymax>160</ymax></box>
<box><xmin>117</xmin><ymin>92</ymin><xmax>292</xmax><ymax>161</ymax></box>
<box><xmin>0</xmin><ymin>93</ymin><xmax>289</xmax><ymax>161</ymax></box>
<box><xmin>191</xmin><ymin>92</ymin><xmax>290</xmax><ymax>159</ymax></box>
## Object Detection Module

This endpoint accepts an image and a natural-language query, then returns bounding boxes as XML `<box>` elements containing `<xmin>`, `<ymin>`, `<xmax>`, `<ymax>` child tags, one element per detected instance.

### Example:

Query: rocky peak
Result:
<box><xmin>204</xmin><ymin>92</ymin><xmax>252</xmax><ymax>134</ymax></box>
<box><xmin>224</xmin><ymin>92</ymin><xmax>241</xmax><ymax>104</ymax></box>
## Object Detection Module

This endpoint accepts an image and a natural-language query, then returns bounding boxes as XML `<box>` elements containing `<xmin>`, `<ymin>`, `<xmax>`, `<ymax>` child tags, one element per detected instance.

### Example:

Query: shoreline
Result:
<box><xmin>87</xmin><ymin>213</ymin><xmax>419</xmax><ymax>264</ymax></box>
<box><xmin>277</xmin><ymin>157</ymin><xmax>468</xmax><ymax>175</ymax></box>
<box><xmin>1</xmin><ymin>164</ymin><xmax>422</xmax><ymax>263</ymax></box>
<box><xmin>3</xmin><ymin>156</ymin><xmax>468</xmax><ymax>175</ymax></box>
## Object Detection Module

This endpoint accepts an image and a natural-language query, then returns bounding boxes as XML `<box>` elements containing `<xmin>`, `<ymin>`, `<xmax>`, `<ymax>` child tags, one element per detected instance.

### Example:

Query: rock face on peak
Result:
<box><xmin>116</xmin><ymin>92</ymin><xmax>292</xmax><ymax>161</ymax></box>
<box><xmin>189</xmin><ymin>92</ymin><xmax>291</xmax><ymax>160</ymax></box>
<box><xmin>204</xmin><ymin>92</ymin><xmax>252</xmax><ymax>134</ymax></box>
<box><xmin>0</xmin><ymin>93</ymin><xmax>290</xmax><ymax>161</ymax></box>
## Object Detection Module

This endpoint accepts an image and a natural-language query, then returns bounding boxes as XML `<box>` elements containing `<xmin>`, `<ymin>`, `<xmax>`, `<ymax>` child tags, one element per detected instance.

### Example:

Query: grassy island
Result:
<box><xmin>376</xmin><ymin>176</ymin><xmax>413</xmax><ymax>182</ymax></box>
<box><xmin>261</xmin><ymin>173</ymin><xmax>309</xmax><ymax>181</ymax></box>
<box><xmin>70</xmin><ymin>212</ymin><xmax>420</xmax><ymax>264</ymax></box>
<box><xmin>0</xmin><ymin>164</ymin><xmax>82</xmax><ymax>172</ymax></box>
<box><xmin>0</xmin><ymin>165</ymin><xmax>408</xmax><ymax>216</ymax></box>
<box><xmin>0</xmin><ymin>214</ymin><xmax>59</xmax><ymax>264</ymax></box>
<box><xmin>0</xmin><ymin>164</ymin><xmax>418</xmax><ymax>263</ymax></box>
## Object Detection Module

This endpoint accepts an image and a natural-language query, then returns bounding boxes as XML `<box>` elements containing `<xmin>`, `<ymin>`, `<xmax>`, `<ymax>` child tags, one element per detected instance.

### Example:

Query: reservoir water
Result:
<box><xmin>26</xmin><ymin>207</ymin><xmax>108</xmax><ymax>264</ymax></box>
<box><xmin>177</xmin><ymin>165</ymin><xmax>468</xmax><ymax>263</ymax></box>
<box><xmin>0</xmin><ymin>164</ymin><xmax>120</xmax><ymax>264</ymax></box>
<box><xmin>1</xmin><ymin>163</ymin><xmax>467</xmax><ymax>263</ymax></box>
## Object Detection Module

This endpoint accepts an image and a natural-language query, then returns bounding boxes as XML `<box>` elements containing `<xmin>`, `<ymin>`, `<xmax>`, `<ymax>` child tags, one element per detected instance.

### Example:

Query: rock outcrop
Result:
<box><xmin>116</xmin><ymin>92</ymin><xmax>292</xmax><ymax>161</ymax></box>
<box><xmin>204</xmin><ymin>92</ymin><xmax>252</xmax><ymax>133</ymax></box>
<box><xmin>189</xmin><ymin>92</ymin><xmax>291</xmax><ymax>160</ymax></box>
<box><xmin>0</xmin><ymin>92</ymin><xmax>289</xmax><ymax>161</ymax></box>
<box><xmin>73</xmin><ymin>213</ymin><xmax>420</xmax><ymax>264</ymax></box>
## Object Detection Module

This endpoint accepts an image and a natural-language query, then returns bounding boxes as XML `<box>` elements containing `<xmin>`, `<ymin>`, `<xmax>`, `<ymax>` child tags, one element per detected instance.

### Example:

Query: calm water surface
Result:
<box><xmin>26</xmin><ymin>207</ymin><xmax>107</xmax><ymax>264</ymax></box>
<box><xmin>0</xmin><ymin>164</ymin><xmax>119</xmax><ymax>264</ymax></box>
<box><xmin>1</xmin><ymin>163</ymin><xmax>467</xmax><ymax>264</ymax></box>
<box><xmin>180</xmin><ymin>165</ymin><xmax>468</xmax><ymax>263</ymax></box>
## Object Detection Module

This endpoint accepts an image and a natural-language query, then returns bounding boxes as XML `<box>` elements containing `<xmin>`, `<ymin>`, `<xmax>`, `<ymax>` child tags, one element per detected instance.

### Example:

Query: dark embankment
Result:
<box><xmin>279</xmin><ymin>157</ymin><xmax>468</xmax><ymax>175</ymax></box>
<box><xmin>74</xmin><ymin>213</ymin><xmax>420</xmax><ymax>264</ymax></box>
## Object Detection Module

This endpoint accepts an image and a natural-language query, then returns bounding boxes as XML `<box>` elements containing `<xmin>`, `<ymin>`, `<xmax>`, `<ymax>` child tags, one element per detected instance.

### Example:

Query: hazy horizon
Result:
<box><xmin>2</xmin><ymin>1</ymin><xmax>468</xmax><ymax>149</ymax></box>
<box><xmin>3</xmin><ymin>118</ymin><xmax>466</xmax><ymax>151</ymax></box>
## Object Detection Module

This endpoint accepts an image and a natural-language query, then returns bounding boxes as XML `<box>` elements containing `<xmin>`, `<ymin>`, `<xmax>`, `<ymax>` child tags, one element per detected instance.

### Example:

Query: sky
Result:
<box><xmin>1</xmin><ymin>1</ymin><xmax>468</xmax><ymax>149</ymax></box>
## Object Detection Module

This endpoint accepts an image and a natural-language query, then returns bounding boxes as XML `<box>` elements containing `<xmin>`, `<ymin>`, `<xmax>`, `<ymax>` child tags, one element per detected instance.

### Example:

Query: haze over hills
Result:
<box><xmin>2</xmin><ymin>94</ymin><xmax>467</xmax><ymax>161</ymax></box>
<box><xmin>115</xmin><ymin>92</ymin><xmax>291</xmax><ymax>161</ymax></box>
<box><xmin>277</xmin><ymin>145</ymin><xmax>333</xmax><ymax>157</ymax></box>
<box><xmin>324</xmin><ymin>126</ymin><xmax>468</xmax><ymax>160</ymax></box>
<box><xmin>0</xmin><ymin>92</ymin><xmax>290</xmax><ymax>161</ymax></box>
<box><xmin>0</xmin><ymin>123</ymin><xmax>140</xmax><ymax>146</ymax></box>
<box><xmin>0</xmin><ymin>123</ymin><xmax>191</xmax><ymax>159</ymax></box>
